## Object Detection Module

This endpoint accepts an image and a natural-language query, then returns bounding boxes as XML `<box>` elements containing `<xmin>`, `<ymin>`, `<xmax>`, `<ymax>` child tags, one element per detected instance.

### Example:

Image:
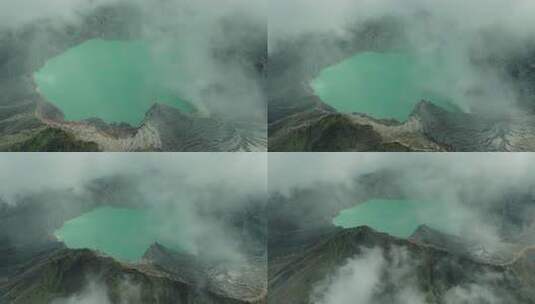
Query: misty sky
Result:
<box><xmin>0</xmin><ymin>153</ymin><xmax>266</xmax><ymax>204</ymax></box>
<box><xmin>270</xmin><ymin>0</ymin><xmax>535</xmax><ymax>35</ymax></box>
<box><xmin>268</xmin><ymin>153</ymin><xmax>533</xmax><ymax>195</ymax></box>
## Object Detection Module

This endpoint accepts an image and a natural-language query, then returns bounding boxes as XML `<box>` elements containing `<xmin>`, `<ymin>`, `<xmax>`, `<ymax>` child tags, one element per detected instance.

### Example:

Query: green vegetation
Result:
<box><xmin>8</xmin><ymin>128</ymin><xmax>99</xmax><ymax>152</ymax></box>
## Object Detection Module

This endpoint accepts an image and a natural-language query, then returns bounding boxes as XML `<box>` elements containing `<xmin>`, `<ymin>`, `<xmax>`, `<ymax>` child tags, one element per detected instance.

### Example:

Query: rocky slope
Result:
<box><xmin>0</xmin><ymin>176</ymin><xmax>267</xmax><ymax>303</ymax></box>
<box><xmin>1</xmin><ymin>243</ymin><xmax>264</xmax><ymax>304</ymax></box>
<box><xmin>269</xmin><ymin>100</ymin><xmax>535</xmax><ymax>151</ymax></box>
<box><xmin>144</xmin><ymin>243</ymin><xmax>266</xmax><ymax>303</ymax></box>
<box><xmin>267</xmin><ymin>169</ymin><xmax>535</xmax><ymax>303</ymax></box>
<box><xmin>268</xmin><ymin>226</ymin><xmax>535</xmax><ymax>304</ymax></box>
<box><xmin>0</xmin><ymin>201</ymin><xmax>267</xmax><ymax>304</ymax></box>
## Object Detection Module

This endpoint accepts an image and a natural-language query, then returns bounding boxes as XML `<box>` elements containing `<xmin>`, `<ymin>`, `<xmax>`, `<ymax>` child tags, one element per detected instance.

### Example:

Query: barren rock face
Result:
<box><xmin>0</xmin><ymin>186</ymin><xmax>267</xmax><ymax>303</ymax></box>
<box><xmin>1</xmin><ymin>246</ymin><xmax>262</xmax><ymax>304</ymax></box>
<box><xmin>269</xmin><ymin>100</ymin><xmax>535</xmax><ymax>152</ymax></box>
<box><xmin>266</xmin><ymin>161</ymin><xmax>535</xmax><ymax>304</ymax></box>
<box><xmin>268</xmin><ymin>226</ymin><xmax>535</xmax><ymax>304</ymax></box>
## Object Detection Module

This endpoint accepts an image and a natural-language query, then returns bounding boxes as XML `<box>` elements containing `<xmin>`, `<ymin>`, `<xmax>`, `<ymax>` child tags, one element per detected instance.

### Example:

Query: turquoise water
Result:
<box><xmin>333</xmin><ymin>199</ymin><xmax>466</xmax><ymax>238</ymax></box>
<box><xmin>312</xmin><ymin>52</ymin><xmax>461</xmax><ymax>121</ymax></box>
<box><xmin>34</xmin><ymin>39</ymin><xmax>194</xmax><ymax>125</ymax></box>
<box><xmin>55</xmin><ymin>206</ymin><xmax>185</xmax><ymax>262</ymax></box>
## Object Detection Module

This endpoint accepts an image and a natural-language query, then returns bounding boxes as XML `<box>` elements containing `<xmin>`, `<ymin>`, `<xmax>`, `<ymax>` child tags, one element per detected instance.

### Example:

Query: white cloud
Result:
<box><xmin>311</xmin><ymin>246</ymin><xmax>426</xmax><ymax>304</ymax></box>
<box><xmin>52</xmin><ymin>280</ymin><xmax>111</xmax><ymax>304</ymax></box>
<box><xmin>312</xmin><ymin>245</ymin><xmax>509</xmax><ymax>304</ymax></box>
<box><xmin>0</xmin><ymin>153</ymin><xmax>266</xmax><ymax>205</ymax></box>
<box><xmin>0</xmin><ymin>0</ymin><xmax>120</xmax><ymax>28</ymax></box>
<box><xmin>52</xmin><ymin>278</ymin><xmax>141</xmax><ymax>304</ymax></box>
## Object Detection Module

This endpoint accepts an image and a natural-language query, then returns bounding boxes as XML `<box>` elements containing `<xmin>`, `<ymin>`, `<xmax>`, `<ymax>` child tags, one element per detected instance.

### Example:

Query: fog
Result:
<box><xmin>269</xmin><ymin>153</ymin><xmax>535</xmax><ymax>244</ymax></box>
<box><xmin>4</xmin><ymin>0</ymin><xmax>535</xmax><ymax>123</ymax></box>
<box><xmin>52</xmin><ymin>280</ymin><xmax>116</xmax><ymax>304</ymax></box>
<box><xmin>137</xmin><ymin>0</ymin><xmax>267</xmax><ymax>121</ymax></box>
<box><xmin>269</xmin><ymin>0</ymin><xmax>535</xmax><ymax>117</ymax></box>
<box><xmin>269</xmin><ymin>153</ymin><xmax>533</xmax><ymax>197</ymax></box>
<box><xmin>311</xmin><ymin>246</ymin><xmax>509</xmax><ymax>304</ymax></box>
<box><xmin>1</xmin><ymin>0</ymin><xmax>267</xmax><ymax>123</ymax></box>
<box><xmin>269</xmin><ymin>153</ymin><xmax>535</xmax><ymax>304</ymax></box>
<box><xmin>0</xmin><ymin>153</ymin><xmax>265</xmax><ymax>204</ymax></box>
<box><xmin>0</xmin><ymin>0</ymin><xmax>121</xmax><ymax>28</ymax></box>
<box><xmin>0</xmin><ymin>153</ymin><xmax>267</xmax><ymax>264</ymax></box>
<box><xmin>270</xmin><ymin>0</ymin><xmax>535</xmax><ymax>38</ymax></box>
<box><xmin>52</xmin><ymin>278</ymin><xmax>141</xmax><ymax>304</ymax></box>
